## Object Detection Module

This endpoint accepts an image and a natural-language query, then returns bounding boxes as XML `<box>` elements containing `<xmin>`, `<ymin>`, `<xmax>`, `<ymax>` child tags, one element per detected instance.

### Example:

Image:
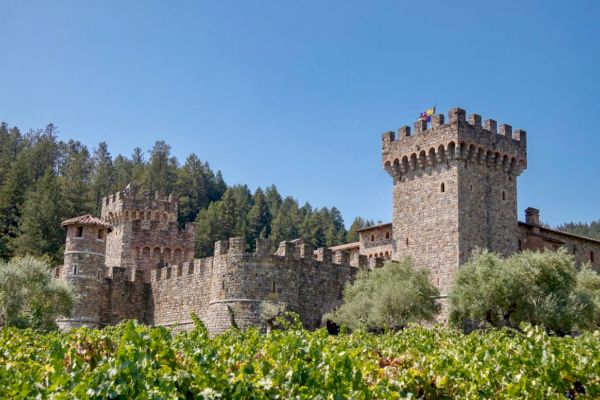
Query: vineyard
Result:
<box><xmin>0</xmin><ymin>316</ymin><xmax>599</xmax><ymax>399</ymax></box>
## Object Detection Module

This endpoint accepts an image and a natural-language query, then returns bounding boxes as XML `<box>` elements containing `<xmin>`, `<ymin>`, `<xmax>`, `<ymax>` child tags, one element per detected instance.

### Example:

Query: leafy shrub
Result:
<box><xmin>328</xmin><ymin>259</ymin><xmax>440</xmax><ymax>332</ymax></box>
<box><xmin>449</xmin><ymin>249</ymin><xmax>599</xmax><ymax>333</ymax></box>
<box><xmin>0</xmin><ymin>256</ymin><xmax>73</xmax><ymax>331</ymax></box>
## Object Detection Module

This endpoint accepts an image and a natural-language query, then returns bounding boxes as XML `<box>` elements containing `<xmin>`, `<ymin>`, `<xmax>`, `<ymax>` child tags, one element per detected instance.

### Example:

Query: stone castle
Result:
<box><xmin>55</xmin><ymin>107</ymin><xmax>600</xmax><ymax>334</ymax></box>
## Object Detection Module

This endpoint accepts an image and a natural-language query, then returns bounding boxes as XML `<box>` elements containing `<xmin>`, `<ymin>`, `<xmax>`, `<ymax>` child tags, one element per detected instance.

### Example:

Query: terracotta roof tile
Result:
<box><xmin>61</xmin><ymin>214</ymin><xmax>112</xmax><ymax>231</ymax></box>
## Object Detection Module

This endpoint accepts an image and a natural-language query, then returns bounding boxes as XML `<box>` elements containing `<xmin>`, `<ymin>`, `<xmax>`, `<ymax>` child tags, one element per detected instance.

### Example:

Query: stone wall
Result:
<box><xmin>147</xmin><ymin>258</ymin><xmax>213</xmax><ymax>330</ymax></box>
<box><xmin>147</xmin><ymin>238</ymin><xmax>358</xmax><ymax>335</ymax></box>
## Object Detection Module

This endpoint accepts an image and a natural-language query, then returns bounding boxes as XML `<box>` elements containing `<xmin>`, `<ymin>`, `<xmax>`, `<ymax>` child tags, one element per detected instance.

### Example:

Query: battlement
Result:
<box><xmin>101</xmin><ymin>188</ymin><xmax>179</xmax><ymax>224</ymax></box>
<box><xmin>221</xmin><ymin>237</ymin><xmax>367</xmax><ymax>268</ymax></box>
<box><xmin>382</xmin><ymin>107</ymin><xmax>527</xmax><ymax>178</ymax></box>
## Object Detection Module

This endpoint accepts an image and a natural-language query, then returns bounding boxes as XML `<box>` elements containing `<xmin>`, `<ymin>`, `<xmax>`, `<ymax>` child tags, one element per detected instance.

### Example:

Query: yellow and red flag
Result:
<box><xmin>418</xmin><ymin>106</ymin><xmax>436</xmax><ymax>122</ymax></box>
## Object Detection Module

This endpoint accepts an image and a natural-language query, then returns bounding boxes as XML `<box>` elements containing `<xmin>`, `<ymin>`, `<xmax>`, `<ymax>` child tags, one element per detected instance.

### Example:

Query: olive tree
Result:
<box><xmin>449</xmin><ymin>249</ymin><xmax>598</xmax><ymax>333</ymax></box>
<box><xmin>0</xmin><ymin>256</ymin><xmax>73</xmax><ymax>331</ymax></box>
<box><xmin>328</xmin><ymin>259</ymin><xmax>440</xmax><ymax>331</ymax></box>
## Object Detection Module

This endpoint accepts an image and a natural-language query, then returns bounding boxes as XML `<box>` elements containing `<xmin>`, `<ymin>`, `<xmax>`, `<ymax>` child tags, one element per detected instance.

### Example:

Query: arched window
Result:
<box><xmin>441</xmin><ymin>182</ymin><xmax>445</xmax><ymax>193</ymax></box>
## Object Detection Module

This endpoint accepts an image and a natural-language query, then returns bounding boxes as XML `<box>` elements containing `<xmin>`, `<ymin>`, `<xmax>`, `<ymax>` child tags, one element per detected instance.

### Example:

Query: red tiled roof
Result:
<box><xmin>61</xmin><ymin>214</ymin><xmax>112</xmax><ymax>231</ymax></box>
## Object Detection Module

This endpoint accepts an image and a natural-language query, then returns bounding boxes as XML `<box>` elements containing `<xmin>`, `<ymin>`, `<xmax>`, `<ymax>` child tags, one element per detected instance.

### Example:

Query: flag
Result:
<box><xmin>418</xmin><ymin>106</ymin><xmax>436</xmax><ymax>122</ymax></box>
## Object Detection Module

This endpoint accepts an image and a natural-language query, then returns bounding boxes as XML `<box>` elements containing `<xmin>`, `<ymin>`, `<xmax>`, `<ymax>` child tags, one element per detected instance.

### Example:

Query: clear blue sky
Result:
<box><xmin>1</xmin><ymin>0</ymin><xmax>599</xmax><ymax>227</ymax></box>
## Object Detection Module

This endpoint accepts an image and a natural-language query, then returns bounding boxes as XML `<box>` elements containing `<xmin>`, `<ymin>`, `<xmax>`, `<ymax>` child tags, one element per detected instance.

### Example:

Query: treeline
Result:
<box><xmin>194</xmin><ymin>187</ymin><xmax>373</xmax><ymax>257</ymax></box>
<box><xmin>556</xmin><ymin>220</ymin><xmax>600</xmax><ymax>240</ymax></box>
<box><xmin>0</xmin><ymin>122</ymin><xmax>366</xmax><ymax>265</ymax></box>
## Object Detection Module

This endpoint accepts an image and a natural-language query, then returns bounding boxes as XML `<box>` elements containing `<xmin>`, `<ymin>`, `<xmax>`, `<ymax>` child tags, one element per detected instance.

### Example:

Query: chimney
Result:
<box><xmin>525</xmin><ymin>207</ymin><xmax>540</xmax><ymax>226</ymax></box>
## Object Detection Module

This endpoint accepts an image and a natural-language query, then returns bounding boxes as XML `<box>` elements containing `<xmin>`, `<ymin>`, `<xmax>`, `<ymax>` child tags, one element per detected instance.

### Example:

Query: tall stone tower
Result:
<box><xmin>382</xmin><ymin>107</ymin><xmax>527</xmax><ymax>303</ymax></box>
<box><xmin>56</xmin><ymin>215</ymin><xmax>112</xmax><ymax>329</ymax></box>
<box><xmin>101</xmin><ymin>188</ymin><xmax>195</xmax><ymax>281</ymax></box>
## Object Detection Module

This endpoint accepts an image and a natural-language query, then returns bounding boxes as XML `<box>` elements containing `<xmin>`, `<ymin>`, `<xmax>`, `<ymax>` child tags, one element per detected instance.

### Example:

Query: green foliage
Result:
<box><xmin>0</xmin><ymin>120</ymin><xmax>368</xmax><ymax>262</ymax></box>
<box><xmin>576</xmin><ymin>264</ymin><xmax>600</xmax><ymax>329</ymax></box>
<box><xmin>556</xmin><ymin>220</ymin><xmax>600</xmax><ymax>240</ymax></box>
<box><xmin>13</xmin><ymin>170</ymin><xmax>68</xmax><ymax>264</ymax></box>
<box><xmin>0</xmin><ymin>256</ymin><xmax>73</xmax><ymax>331</ymax></box>
<box><xmin>0</xmin><ymin>320</ymin><xmax>598</xmax><ymax>398</ymax></box>
<box><xmin>330</xmin><ymin>260</ymin><xmax>440</xmax><ymax>331</ymax></box>
<box><xmin>449</xmin><ymin>249</ymin><xmax>600</xmax><ymax>333</ymax></box>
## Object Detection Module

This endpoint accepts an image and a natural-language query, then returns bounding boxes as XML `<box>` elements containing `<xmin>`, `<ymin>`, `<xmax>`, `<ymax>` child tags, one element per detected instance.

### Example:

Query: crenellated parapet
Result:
<box><xmin>382</xmin><ymin>107</ymin><xmax>527</xmax><ymax>180</ymax></box>
<box><xmin>101</xmin><ymin>189</ymin><xmax>179</xmax><ymax>225</ymax></box>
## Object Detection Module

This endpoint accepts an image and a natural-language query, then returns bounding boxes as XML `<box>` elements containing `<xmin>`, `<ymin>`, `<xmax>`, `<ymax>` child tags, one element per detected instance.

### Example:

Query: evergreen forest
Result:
<box><xmin>0</xmin><ymin>122</ymin><xmax>373</xmax><ymax>265</ymax></box>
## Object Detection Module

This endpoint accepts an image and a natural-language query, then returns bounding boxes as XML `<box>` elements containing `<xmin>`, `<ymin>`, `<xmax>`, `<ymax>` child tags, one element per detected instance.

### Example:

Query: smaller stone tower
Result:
<box><xmin>101</xmin><ymin>188</ymin><xmax>195</xmax><ymax>281</ymax></box>
<box><xmin>56</xmin><ymin>215</ymin><xmax>112</xmax><ymax>329</ymax></box>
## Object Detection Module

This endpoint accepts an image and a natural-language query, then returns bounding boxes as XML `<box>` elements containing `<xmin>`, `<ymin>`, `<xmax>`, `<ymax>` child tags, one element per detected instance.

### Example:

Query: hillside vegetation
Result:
<box><xmin>0</xmin><ymin>122</ymin><xmax>370</xmax><ymax>264</ymax></box>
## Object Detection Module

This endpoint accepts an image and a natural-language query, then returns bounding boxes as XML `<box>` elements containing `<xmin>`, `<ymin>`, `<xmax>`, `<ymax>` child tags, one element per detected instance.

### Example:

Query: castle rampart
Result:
<box><xmin>147</xmin><ymin>237</ymin><xmax>358</xmax><ymax>335</ymax></box>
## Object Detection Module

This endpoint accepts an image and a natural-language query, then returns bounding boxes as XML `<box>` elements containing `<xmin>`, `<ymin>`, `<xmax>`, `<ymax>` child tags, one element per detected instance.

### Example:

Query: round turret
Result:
<box><xmin>56</xmin><ymin>215</ymin><xmax>112</xmax><ymax>329</ymax></box>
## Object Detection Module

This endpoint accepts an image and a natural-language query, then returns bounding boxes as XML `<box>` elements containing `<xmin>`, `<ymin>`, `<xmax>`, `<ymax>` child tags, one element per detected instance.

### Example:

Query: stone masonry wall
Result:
<box><xmin>147</xmin><ymin>238</ymin><xmax>358</xmax><ymax>335</ymax></box>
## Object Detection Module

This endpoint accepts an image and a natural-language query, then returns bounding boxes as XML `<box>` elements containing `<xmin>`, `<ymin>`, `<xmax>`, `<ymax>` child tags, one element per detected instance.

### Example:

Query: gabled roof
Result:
<box><xmin>356</xmin><ymin>222</ymin><xmax>392</xmax><ymax>232</ymax></box>
<box><xmin>329</xmin><ymin>242</ymin><xmax>360</xmax><ymax>251</ymax></box>
<box><xmin>61</xmin><ymin>214</ymin><xmax>112</xmax><ymax>231</ymax></box>
<box><xmin>518</xmin><ymin>221</ymin><xmax>600</xmax><ymax>245</ymax></box>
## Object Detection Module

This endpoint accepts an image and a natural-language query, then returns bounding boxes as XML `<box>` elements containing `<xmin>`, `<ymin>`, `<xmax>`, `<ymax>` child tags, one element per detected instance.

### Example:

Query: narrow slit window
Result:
<box><xmin>406</xmin><ymin>237</ymin><xmax>409</xmax><ymax>246</ymax></box>
<box><xmin>591</xmin><ymin>252</ymin><xmax>595</xmax><ymax>263</ymax></box>
<box><xmin>440</xmin><ymin>182</ymin><xmax>445</xmax><ymax>193</ymax></box>
<box><xmin>502</xmin><ymin>191</ymin><xmax>506</xmax><ymax>201</ymax></box>
<box><xmin>272</xmin><ymin>282</ymin><xmax>276</xmax><ymax>293</ymax></box>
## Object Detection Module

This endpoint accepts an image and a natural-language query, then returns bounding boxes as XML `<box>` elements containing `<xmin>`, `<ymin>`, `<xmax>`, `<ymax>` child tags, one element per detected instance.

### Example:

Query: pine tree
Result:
<box><xmin>265</xmin><ymin>185</ymin><xmax>282</xmax><ymax>219</ymax></box>
<box><xmin>14</xmin><ymin>170</ymin><xmax>67</xmax><ymax>265</ymax></box>
<box><xmin>194</xmin><ymin>203</ymin><xmax>222</xmax><ymax>257</ymax></box>
<box><xmin>177</xmin><ymin>154</ymin><xmax>209</xmax><ymax>224</ymax></box>
<box><xmin>91</xmin><ymin>142</ymin><xmax>115</xmax><ymax>213</ymax></box>
<box><xmin>59</xmin><ymin>140</ymin><xmax>93</xmax><ymax>217</ymax></box>
<box><xmin>271</xmin><ymin>197</ymin><xmax>302</xmax><ymax>245</ymax></box>
<box><xmin>112</xmin><ymin>155</ymin><xmax>133</xmax><ymax>192</ymax></box>
<box><xmin>130</xmin><ymin>147</ymin><xmax>146</xmax><ymax>188</ymax></box>
<box><xmin>247</xmin><ymin>188</ymin><xmax>272</xmax><ymax>247</ymax></box>
<box><xmin>144</xmin><ymin>141</ymin><xmax>178</xmax><ymax>194</ymax></box>
<box><xmin>324</xmin><ymin>207</ymin><xmax>346</xmax><ymax>246</ymax></box>
<box><xmin>347</xmin><ymin>217</ymin><xmax>367</xmax><ymax>243</ymax></box>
